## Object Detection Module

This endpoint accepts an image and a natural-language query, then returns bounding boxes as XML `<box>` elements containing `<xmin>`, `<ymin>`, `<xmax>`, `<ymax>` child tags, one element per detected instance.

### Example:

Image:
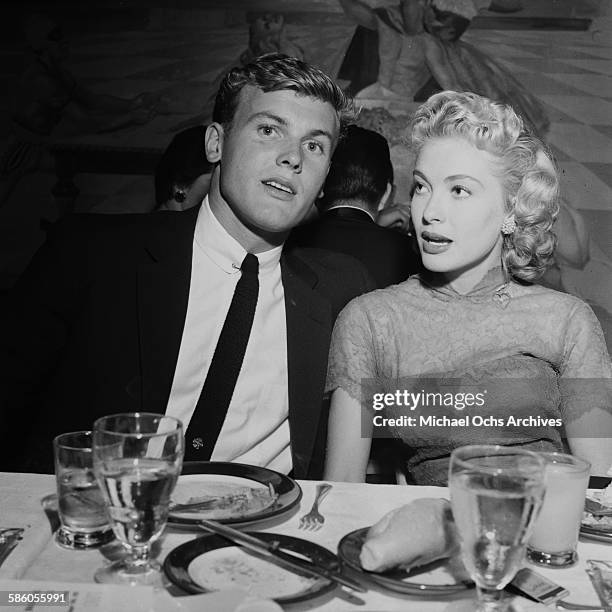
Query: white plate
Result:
<box><xmin>168</xmin><ymin>462</ymin><xmax>301</xmax><ymax>527</ymax></box>
<box><xmin>164</xmin><ymin>531</ymin><xmax>337</xmax><ymax>605</ymax></box>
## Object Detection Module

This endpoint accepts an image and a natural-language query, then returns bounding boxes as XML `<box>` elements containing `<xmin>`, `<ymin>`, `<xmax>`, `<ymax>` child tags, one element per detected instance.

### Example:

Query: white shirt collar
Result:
<box><xmin>326</xmin><ymin>203</ymin><xmax>376</xmax><ymax>222</ymax></box>
<box><xmin>194</xmin><ymin>196</ymin><xmax>283</xmax><ymax>275</ymax></box>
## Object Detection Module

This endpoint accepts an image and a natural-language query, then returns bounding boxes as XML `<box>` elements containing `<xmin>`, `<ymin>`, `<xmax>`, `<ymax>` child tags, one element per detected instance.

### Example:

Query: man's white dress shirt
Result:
<box><xmin>165</xmin><ymin>197</ymin><xmax>291</xmax><ymax>473</ymax></box>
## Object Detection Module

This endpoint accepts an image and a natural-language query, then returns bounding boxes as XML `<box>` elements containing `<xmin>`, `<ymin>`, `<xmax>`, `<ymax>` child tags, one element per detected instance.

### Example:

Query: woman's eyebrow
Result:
<box><xmin>445</xmin><ymin>174</ymin><xmax>484</xmax><ymax>187</ymax></box>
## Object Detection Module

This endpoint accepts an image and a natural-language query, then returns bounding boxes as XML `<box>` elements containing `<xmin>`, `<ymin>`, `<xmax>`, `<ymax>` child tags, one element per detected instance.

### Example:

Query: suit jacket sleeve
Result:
<box><xmin>0</xmin><ymin>217</ymin><xmax>88</xmax><ymax>464</ymax></box>
<box><xmin>289</xmin><ymin>248</ymin><xmax>376</xmax><ymax>479</ymax></box>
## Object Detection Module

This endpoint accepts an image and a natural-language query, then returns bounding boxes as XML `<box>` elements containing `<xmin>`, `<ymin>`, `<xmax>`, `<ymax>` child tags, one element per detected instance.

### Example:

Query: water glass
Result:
<box><xmin>53</xmin><ymin>431</ymin><xmax>113</xmax><ymax>549</ymax></box>
<box><xmin>527</xmin><ymin>452</ymin><xmax>590</xmax><ymax>568</ymax></box>
<box><xmin>92</xmin><ymin>413</ymin><xmax>183</xmax><ymax>586</ymax></box>
<box><xmin>449</xmin><ymin>445</ymin><xmax>546</xmax><ymax>612</ymax></box>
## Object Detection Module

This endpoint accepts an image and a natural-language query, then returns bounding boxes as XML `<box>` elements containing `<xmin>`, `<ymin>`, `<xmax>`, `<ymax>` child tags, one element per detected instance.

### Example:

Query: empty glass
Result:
<box><xmin>92</xmin><ymin>413</ymin><xmax>183</xmax><ymax>585</ymax></box>
<box><xmin>449</xmin><ymin>445</ymin><xmax>546</xmax><ymax>612</ymax></box>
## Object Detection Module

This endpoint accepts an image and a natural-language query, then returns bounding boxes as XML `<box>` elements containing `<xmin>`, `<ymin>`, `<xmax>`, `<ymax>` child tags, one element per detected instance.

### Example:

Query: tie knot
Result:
<box><xmin>241</xmin><ymin>253</ymin><xmax>258</xmax><ymax>276</ymax></box>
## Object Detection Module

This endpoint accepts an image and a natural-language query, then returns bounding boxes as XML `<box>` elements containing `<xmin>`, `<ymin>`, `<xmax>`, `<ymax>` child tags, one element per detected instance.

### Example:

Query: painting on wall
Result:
<box><xmin>0</xmin><ymin>0</ymin><xmax>610</xmax><ymax>344</ymax></box>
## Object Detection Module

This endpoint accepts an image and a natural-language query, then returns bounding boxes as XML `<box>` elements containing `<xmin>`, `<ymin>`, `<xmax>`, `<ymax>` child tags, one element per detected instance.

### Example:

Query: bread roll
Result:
<box><xmin>360</xmin><ymin>498</ymin><xmax>459</xmax><ymax>572</ymax></box>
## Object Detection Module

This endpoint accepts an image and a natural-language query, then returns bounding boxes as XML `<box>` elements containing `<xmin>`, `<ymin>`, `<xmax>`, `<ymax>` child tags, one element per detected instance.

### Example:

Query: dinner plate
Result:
<box><xmin>338</xmin><ymin>527</ymin><xmax>473</xmax><ymax>596</ymax></box>
<box><xmin>581</xmin><ymin>491</ymin><xmax>612</xmax><ymax>543</ymax></box>
<box><xmin>580</xmin><ymin>525</ymin><xmax>612</xmax><ymax>543</ymax></box>
<box><xmin>163</xmin><ymin>532</ymin><xmax>337</xmax><ymax>605</ymax></box>
<box><xmin>168</xmin><ymin>461</ymin><xmax>302</xmax><ymax>527</ymax></box>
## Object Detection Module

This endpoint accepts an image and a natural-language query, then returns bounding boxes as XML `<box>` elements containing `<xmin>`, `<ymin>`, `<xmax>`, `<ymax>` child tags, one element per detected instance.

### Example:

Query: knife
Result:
<box><xmin>198</xmin><ymin>519</ymin><xmax>366</xmax><ymax>593</ymax></box>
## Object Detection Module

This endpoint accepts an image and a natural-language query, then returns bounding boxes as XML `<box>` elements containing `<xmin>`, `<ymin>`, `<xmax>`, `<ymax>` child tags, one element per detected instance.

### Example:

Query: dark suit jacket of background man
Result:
<box><xmin>289</xmin><ymin>207</ymin><xmax>421</xmax><ymax>289</ymax></box>
<box><xmin>1</xmin><ymin>205</ymin><xmax>374</xmax><ymax>476</ymax></box>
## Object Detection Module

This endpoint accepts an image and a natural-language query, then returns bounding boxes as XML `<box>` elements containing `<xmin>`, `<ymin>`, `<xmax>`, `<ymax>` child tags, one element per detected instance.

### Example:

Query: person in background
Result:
<box><xmin>154</xmin><ymin>126</ymin><xmax>211</xmax><ymax>212</ymax></box>
<box><xmin>337</xmin><ymin>0</ymin><xmax>548</xmax><ymax>136</ymax></box>
<box><xmin>0</xmin><ymin>53</ymin><xmax>375</xmax><ymax>477</ymax></box>
<box><xmin>13</xmin><ymin>13</ymin><xmax>156</xmax><ymax>137</ymax></box>
<box><xmin>1</xmin><ymin>12</ymin><xmax>157</xmax><ymax>208</ymax></box>
<box><xmin>289</xmin><ymin>125</ymin><xmax>421</xmax><ymax>289</ymax></box>
<box><xmin>324</xmin><ymin>90</ymin><xmax>612</xmax><ymax>486</ymax></box>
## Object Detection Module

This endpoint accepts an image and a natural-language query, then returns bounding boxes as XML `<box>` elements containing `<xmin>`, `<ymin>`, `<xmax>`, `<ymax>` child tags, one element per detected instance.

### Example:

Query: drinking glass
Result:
<box><xmin>92</xmin><ymin>413</ymin><xmax>184</xmax><ymax>585</ymax></box>
<box><xmin>54</xmin><ymin>431</ymin><xmax>113</xmax><ymax>549</ymax></box>
<box><xmin>449</xmin><ymin>445</ymin><xmax>546</xmax><ymax>612</ymax></box>
<box><xmin>527</xmin><ymin>452</ymin><xmax>590</xmax><ymax>568</ymax></box>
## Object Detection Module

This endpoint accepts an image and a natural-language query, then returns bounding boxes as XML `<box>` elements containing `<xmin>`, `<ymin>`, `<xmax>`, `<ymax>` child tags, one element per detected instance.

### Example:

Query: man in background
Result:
<box><xmin>290</xmin><ymin>124</ymin><xmax>420</xmax><ymax>289</ymax></box>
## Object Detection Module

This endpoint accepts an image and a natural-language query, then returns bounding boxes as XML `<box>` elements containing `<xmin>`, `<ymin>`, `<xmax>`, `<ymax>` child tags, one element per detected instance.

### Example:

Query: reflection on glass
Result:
<box><xmin>93</xmin><ymin>413</ymin><xmax>183</xmax><ymax>586</ymax></box>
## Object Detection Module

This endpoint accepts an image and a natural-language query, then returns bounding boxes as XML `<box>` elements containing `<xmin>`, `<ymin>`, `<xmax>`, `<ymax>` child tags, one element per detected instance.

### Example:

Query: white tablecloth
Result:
<box><xmin>0</xmin><ymin>472</ymin><xmax>608</xmax><ymax>611</ymax></box>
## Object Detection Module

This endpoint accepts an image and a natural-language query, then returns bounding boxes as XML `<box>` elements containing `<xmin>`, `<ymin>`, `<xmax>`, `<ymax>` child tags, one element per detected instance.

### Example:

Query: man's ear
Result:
<box><xmin>378</xmin><ymin>182</ymin><xmax>393</xmax><ymax>211</ymax></box>
<box><xmin>205</xmin><ymin>122</ymin><xmax>224</xmax><ymax>163</ymax></box>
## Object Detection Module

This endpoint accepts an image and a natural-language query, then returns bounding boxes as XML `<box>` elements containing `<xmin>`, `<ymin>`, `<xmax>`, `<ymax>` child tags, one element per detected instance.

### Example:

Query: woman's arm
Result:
<box><xmin>337</xmin><ymin>0</ymin><xmax>378</xmax><ymax>30</ymax></box>
<box><xmin>560</xmin><ymin>300</ymin><xmax>612</xmax><ymax>475</ymax></box>
<box><xmin>422</xmin><ymin>35</ymin><xmax>460</xmax><ymax>89</ymax></box>
<box><xmin>567</xmin><ymin>435</ymin><xmax>612</xmax><ymax>476</ymax></box>
<box><xmin>324</xmin><ymin>387</ymin><xmax>373</xmax><ymax>482</ymax></box>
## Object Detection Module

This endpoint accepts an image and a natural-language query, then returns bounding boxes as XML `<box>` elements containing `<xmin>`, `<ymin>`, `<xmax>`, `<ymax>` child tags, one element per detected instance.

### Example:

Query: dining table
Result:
<box><xmin>0</xmin><ymin>471</ymin><xmax>609</xmax><ymax>611</ymax></box>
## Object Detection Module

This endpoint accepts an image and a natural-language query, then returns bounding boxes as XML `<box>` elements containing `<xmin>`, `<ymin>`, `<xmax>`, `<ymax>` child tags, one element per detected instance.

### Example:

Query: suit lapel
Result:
<box><xmin>137</xmin><ymin>208</ymin><xmax>198</xmax><ymax>413</ymax></box>
<box><xmin>281</xmin><ymin>253</ymin><xmax>333</xmax><ymax>479</ymax></box>
<box><xmin>137</xmin><ymin>218</ymin><xmax>333</xmax><ymax>476</ymax></box>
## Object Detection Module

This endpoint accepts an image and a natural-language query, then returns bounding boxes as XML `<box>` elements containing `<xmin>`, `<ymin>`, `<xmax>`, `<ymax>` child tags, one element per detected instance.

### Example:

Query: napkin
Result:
<box><xmin>360</xmin><ymin>498</ymin><xmax>459</xmax><ymax>572</ymax></box>
<box><xmin>0</xmin><ymin>581</ymin><xmax>281</xmax><ymax>612</ymax></box>
<box><xmin>174</xmin><ymin>589</ymin><xmax>282</xmax><ymax>612</ymax></box>
<box><xmin>0</xmin><ymin>475</ymin><xmax>55</xmax><ymax>580</ymax></box>
<box><xmin>0</xmin><ymin>579</ymin><xmax>177</xmax><ymax>612</ymax></box>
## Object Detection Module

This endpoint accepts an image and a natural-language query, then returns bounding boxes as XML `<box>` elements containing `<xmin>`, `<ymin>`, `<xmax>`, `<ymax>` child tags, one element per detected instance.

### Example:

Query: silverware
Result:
<box><xmin>557</xmin><ymin>601</ymin><xmax>604</xmax><ymax>611</ymax></box>
<box><xmin>198</xmin><ymin>518</ymin><xmax>366</xmax><ymax>593</ymax></box>
<box><xmin>299</xmin><ymin>483</ymin><xmax>332</xmax><ymax>530</ymax></box>
<box><xmin>510</xmin><ymin>567</ymin><xmax>603</xmax><ymax>611</ymax></box>
<box><xmin>0</xmin><ymin>528</ymin><xmax>24</xmax><ymax>568</ymax></box>
<box><xmin>586</xmin><ymin>560</ymin><xmax>612</xmax><ymax>612</ymax></box>
<box><xmin>585</xmin><ymin>498</ymin><xmax>612</xmax><ymax>517</ymax></box>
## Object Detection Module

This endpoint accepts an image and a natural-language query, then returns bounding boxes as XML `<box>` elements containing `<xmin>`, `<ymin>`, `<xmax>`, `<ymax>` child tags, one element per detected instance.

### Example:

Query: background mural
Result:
<box><xmin>0</xmin><ymin>0</ymin><xmax>610</xmax><ymax>342</ymax></box>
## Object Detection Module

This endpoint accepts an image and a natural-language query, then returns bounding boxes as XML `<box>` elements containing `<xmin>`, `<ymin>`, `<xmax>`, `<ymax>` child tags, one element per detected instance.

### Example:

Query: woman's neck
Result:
<box><xmin>436</xmin><ymin>263</ymin><xmax>507</xmax><ymax>295</ymax></box>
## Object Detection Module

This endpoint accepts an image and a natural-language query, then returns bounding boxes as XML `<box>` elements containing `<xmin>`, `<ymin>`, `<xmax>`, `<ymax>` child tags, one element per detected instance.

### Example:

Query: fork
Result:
<box><xmin>299</xmin><ymin>483</ymin><xmax>332</xmax><ymax>530</ymax></box>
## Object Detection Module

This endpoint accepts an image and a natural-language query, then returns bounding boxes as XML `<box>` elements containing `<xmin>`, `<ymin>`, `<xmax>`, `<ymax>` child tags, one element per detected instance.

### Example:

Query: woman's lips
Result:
<box><xmin>421</xmin><ymin>230</ymin><xmax>452</xmax><ymax>255</ymax></box>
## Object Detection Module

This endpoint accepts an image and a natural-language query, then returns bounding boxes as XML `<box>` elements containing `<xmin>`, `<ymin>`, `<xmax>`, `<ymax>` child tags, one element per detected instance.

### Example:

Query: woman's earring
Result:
<box><xmin>173</xmin><ymin>189</ymin><xmax>187</xmax><ymax>204</ymax></box>
<box><xmin>501</xmin><ymin>217</ymin><xmax>516</xmax><ymax>235</ymax></box>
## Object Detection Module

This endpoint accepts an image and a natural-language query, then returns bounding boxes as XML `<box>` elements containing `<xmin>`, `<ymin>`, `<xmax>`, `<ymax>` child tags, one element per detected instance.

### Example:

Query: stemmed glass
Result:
<box><xmin>449</xmin><ymin>445</ymin><xmax>546</xmax><ymax>612</ymax></box>
<box><xmin>92</xmin><ymin>413</ymin><xmax>184</xmax><ymax>585</ymax></box>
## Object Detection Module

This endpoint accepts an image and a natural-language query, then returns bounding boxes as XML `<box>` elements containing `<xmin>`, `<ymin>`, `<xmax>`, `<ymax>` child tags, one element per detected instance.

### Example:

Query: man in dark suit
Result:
<box><xmin>1</xmin><ymin>54</ymin><xmax>373</xmax><ymax>478</ymax></box>
<box><xmin>290</xmin><ymin>124</ymin><xmax>421</xmax><ymax>289</ymax></box>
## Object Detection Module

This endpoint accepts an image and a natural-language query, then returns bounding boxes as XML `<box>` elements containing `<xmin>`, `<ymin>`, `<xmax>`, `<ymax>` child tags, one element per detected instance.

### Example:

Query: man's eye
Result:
<box><xmin>258</xmin><ymin>125</ymin><xmax>277</xmax><ymax>137</ymax></box>
<box><xmin>305</xmin><ymin>141</ymin><xmax>324</xmax><ymax>154</ymax></box>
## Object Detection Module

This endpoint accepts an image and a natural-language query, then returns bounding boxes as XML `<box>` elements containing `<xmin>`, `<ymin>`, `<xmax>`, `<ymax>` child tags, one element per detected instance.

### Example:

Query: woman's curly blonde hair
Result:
<box><xmin>410</xmin><ymin>90</ymin><xmax>559</xmax><ymax>282</ymax></box>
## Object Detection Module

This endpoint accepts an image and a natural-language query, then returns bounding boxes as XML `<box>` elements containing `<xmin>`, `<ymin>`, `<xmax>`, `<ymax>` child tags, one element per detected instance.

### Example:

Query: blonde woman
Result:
<box><xmin>324</xmin><ymin>91</ymin><xmax>612</xmax><ymax>485</ymax></box>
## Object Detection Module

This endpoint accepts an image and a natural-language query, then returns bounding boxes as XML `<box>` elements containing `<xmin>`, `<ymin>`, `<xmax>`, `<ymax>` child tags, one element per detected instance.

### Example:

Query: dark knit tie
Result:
<box><xmin>184</xmin><ymin>253</ymin><xmax>259</xmax><ymax>460</ymax></box>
